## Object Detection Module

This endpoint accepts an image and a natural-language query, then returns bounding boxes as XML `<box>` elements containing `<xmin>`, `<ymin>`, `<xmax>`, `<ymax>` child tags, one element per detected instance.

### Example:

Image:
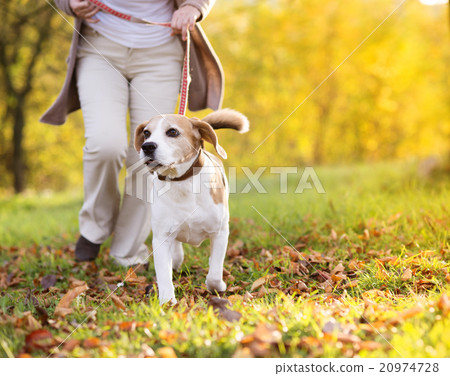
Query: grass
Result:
<box><xmin>0</xmin><ymin>160</ymin><xmax>449</xmax><ymax>358</ymax></box>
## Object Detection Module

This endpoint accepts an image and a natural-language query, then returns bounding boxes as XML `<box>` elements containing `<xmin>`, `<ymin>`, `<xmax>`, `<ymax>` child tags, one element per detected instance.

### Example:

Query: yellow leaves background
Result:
<box><xmin>1</xmin><ymin>0</ymin><xmax>449</xmax><ymax>192</ymax></box>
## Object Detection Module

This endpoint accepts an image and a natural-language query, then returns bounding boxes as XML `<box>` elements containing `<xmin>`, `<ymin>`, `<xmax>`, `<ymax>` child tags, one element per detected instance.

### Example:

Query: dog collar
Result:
<box><xmin>157</xmin><ymin>149</ymin><xmax>204</xmax><ymax>182</ymax></box>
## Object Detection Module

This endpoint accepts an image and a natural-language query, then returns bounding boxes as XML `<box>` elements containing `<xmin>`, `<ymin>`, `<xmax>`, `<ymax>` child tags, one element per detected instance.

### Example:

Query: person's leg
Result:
<box><xmin>110</xmin><ymin>37</ymin><xmax>183</xmax><ymax>266</ymax></box>
<box><xmin>75</xmin><ymin>27</ymin><xmax>130</xmax><ymax>255</ymax></box>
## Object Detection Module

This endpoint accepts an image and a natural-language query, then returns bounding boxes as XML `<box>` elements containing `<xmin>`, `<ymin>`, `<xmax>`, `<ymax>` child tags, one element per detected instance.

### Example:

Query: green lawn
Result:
<box><xmin>0</xmin><ymin>160</ymin><xmax>449</xmax><ymax>357</ymax></box>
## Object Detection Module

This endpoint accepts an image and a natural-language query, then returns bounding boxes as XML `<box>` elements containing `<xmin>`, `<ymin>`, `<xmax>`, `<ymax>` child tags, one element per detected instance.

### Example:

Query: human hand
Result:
<box><xmin>69</xmin><ymin>0</ymin><xmax>100</xmax><ymax>23</ymax></box>
<box><xmin>171</xmin><ymin>5</ymin><xmax>201</xmax><ymax>41</ymax></box>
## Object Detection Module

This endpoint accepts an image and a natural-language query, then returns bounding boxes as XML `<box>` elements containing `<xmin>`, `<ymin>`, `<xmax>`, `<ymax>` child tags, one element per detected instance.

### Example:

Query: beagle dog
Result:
<box><xmin>134</xmin><ymin>109</ymin><xmax>249</xmax><ymax>304</ymax></box>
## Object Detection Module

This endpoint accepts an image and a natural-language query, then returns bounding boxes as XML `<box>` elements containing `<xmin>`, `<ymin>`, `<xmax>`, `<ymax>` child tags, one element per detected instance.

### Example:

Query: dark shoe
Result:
<box><xmin>75</xmin><ymin>235</ymin><xmax>101</xmax><ymax>261</ymax></box>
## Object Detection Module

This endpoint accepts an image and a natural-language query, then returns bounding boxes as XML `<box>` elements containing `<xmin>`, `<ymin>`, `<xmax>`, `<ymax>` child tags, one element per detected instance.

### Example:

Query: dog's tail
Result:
<box><xmin>202</xmin><ymin>109</ymin><xmax>249</xmax><ymax>133</ymax></box>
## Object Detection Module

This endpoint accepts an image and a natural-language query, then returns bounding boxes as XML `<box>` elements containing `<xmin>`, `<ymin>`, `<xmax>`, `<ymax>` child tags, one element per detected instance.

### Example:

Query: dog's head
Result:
<box><xmin>134</xmin><ymin>114</ymin><xmax>227</xmax><ymax>170</ymax></box>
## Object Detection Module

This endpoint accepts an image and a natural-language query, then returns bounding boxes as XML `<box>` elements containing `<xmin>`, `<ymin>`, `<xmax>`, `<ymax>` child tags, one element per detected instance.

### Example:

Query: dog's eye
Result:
<box><xmin>166</xmin><ymin>128</ymin><xmax>180</xmax><ymax>137</ymax></box>
<box><xmin>143</xmin><ymin>130</ymin><xmax>151</xmax><ymax>138</ymax></box>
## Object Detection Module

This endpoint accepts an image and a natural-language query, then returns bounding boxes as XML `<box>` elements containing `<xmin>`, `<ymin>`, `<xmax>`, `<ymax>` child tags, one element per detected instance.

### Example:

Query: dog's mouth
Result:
<box><xmin>144</xmin><ymin>158</ymin><xmax>163</xmax><ymax>170</ymax></box>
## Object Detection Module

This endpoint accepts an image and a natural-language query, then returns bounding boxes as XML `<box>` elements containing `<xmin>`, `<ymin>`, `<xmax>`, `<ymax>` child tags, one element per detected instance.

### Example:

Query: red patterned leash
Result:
<box><xmin>86</xmin><ymin>0</ymin><xmax>191</xmax><ymax>116</ymax></box>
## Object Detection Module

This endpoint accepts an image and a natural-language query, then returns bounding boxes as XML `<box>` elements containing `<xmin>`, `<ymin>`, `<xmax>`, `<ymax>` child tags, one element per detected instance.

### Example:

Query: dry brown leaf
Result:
<box><xmin>63</xmin><ymin>339</ymin><xmax>80</xmax><ymax>352</ymax></box>
<box><xmin>348</xmin><ymin>259</ymin><xmax>365</xmax><ymax>270</ymax></box>
<box><xmin>363</xmin><ymin>229</ymin><xmax>370</xmax><ymax>240</ymax></box>
<box><xmin>388</xmin><ymin>306</ymin><xmax>422</xmax><ymax>325</ymax></box>
<box><xmin>16</xmin><ymin>311</ymin><xmax>42</xmax><ymax>331</ymax></box>
<box><xmin>125</xmin><ymin>268</ymin><xmax>138</xmax><ymax>281</ymax></box>
<box><xmin>54</xmin><ymin>283</ymin><xmax>89</xmax><ymax>317</ymax></box>
<box><xmin>25</xmin><ymin>329</ymin><xmax>54</xmax><ymax>352</ymax></box>
<box><xmin>359</xmin><ymin>341</ymin><xmax>382</xmax><ymax>351</ymax></box>
<box><xmin>251</xmin><ymin>274</ymin><xmax>274</xmax><ymax>291</ymax></box>
<box><xmin>83</xmin><ymin>337</ymin><xmax>101</xmax><ymax>349</ymax></box>
<box><xmin>68</xmin><ymin>277</ymin><xmax>87</xmax><ymax>288</ymax></box>
<box><xmin>296</xmin><ymin>280</ymin><xmax>308</xmax><ymax>291</ymax></box>
<box><xmin>330</xmin><ymin>229</ymin><xmax>337</xmax><ymax>241</ymax></box>
<box><xmin>331</xmin><ymin>263</ymin><xmax>345</xmax><ymax>275</ymax></box>
<box><xmin>257</xmin><ymin>285</ymin><xmax>267</xmax><ymax>298</ymax></box>
<box><xmin>437</xmin><ymin>294</ymin><xmax>450</xmax><ymax>316</ymax></box>
<box><xmin>253</xmin><ymin>322</ymin><xmax>282</xmax><ymax>343</ymax></box>
<box><xmin>343</xmin><ymin>280</ymin><xmax>358</xmax><ymax>289</ymax></box>
<box><xmin>157</xmin><ymin>346</ymin><xmax>177</xmax><ymax>358</ymax></box>
<box><xmin>111</xmin><ymin>293</ymin><xmax>126</xmax><ymax>311</ymax></box>
<box><xmin>228</xmin><ymin>295</ymin><xmax>243</xmax><ymax>304</ymax></box>
<box><xmin>208</xmin><ymin>297</ymin><xmax>242</xmax><ymax>322</ymax></box>
<box><xmin>331</xmin><ymin>273</ymin><xmax>346</xmax><ymax>282</ymax></box>
<box><xmin>337</xmin><ymin>333</ymin><xmax>361</xmax><ymax>344</ymax></box>
<box><xmin>243</xmin><ymin>291</ymin><xmax>253</xmax><ymax>302</ymax></box>
<box><xmin>401</xmin><ymin>268</ymin><xmax>412</xmax><ymax>281</ymax></box>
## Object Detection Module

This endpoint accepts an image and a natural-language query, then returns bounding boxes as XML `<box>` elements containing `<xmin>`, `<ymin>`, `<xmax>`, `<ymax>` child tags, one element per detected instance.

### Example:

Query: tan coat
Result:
<box><xmin>40</xmin><ymin>0</ymin><xmax>223</xmax><ymax>125</ymax></box>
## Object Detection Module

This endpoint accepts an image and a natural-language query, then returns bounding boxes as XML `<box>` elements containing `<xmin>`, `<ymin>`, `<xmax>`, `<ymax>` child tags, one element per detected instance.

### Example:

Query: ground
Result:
<box><xmin>0</xmin><ymin>160</ymin><xmax>449</xmax><ymax>358</ymax></box>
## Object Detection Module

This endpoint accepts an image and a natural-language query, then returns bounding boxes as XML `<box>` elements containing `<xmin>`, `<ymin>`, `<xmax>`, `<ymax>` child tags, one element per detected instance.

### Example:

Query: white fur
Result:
<box><xmin>137</xmin><ymin>114</ymin><xmax>241</xmax><ymax>305</ymax></box>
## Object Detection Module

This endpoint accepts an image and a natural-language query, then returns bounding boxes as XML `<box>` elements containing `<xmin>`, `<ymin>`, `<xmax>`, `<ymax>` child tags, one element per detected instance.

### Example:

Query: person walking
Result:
<box><xmin>40</xmin><ymin>0</ymin><xmax>223</xmax><ymax>267</ymax></box>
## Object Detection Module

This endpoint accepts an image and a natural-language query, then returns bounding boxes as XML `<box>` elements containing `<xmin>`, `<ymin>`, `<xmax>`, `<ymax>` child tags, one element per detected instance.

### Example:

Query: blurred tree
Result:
<box><xmin>0</xmin><ymin>1</ymin><xmax>56</xmax><ymax>193</ymax></box>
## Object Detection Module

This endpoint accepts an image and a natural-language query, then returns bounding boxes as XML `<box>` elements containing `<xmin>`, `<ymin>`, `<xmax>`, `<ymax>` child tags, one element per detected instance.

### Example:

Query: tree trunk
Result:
<box><xmin>12</xmin><ymin>97</ymin><xmax>25</xmax><ymax>193</ymax></box>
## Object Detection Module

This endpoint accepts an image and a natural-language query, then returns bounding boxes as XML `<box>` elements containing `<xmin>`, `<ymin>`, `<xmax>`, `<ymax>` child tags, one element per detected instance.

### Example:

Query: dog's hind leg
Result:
<box><xmin>206</xmin><ymin>229</ymin><xmax>229</xmax><ymax>293</ymax></box>
<box><xmin>171</xmin><ymin>241</ymin><xmax>184</xmax><ymax>271</ymax></box>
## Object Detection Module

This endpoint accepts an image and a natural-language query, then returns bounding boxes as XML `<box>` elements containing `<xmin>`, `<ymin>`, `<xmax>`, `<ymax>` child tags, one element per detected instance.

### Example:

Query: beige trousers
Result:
<box><xmin>76</xmin><ymin>26</ymin><xmax>183</xmax><ymax>266</ymax></box>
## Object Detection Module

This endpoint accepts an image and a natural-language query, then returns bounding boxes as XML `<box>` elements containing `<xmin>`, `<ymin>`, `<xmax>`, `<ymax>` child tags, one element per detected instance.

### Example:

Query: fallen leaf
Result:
<box><xmin>337</xmin><ymin>333</ymin><xmax>361</xmax><ymax>344</ymax></box>
<box><xmin>359</xmin><ymin>341</ymin><xmax>382</xmax><ymax>351</ymax></box>
<box><xmin>157</xmin><ymin>346</ymin><xmax>177</xmax><ymax>358</ymax></box>
<box><xmin>40</xmin><ymin>275</ymin><xmax>57</xmax><ymax>290</ymax></box>
<box><xmin>330</xmin><ymin>229</ymin><xmax>337</xmax><ymax>241</ymax></box>
<box><xmin>25</xmin><ymin>329</ymin><xmax>54</xmax><ymax>352</ymax></box>
<box><xmin>437</xmin><ymin>294</ymin><xmax>450</xmax><ymax>316</ymax></box>
<box><xmin>331</xmin><ymin>263</ymin><xmax>345</xmax><ymax>275</ymax></box>
<box><xmin>17</xmin><ymin>353</ymin><xmax>32</xmax><ymax>358</ymax></box>
<box><xmin>296</xmin><ymin>280</ymin><xmax>308</xmax><ymax>291</ymax></box>
<box><xmin>83</xmin><ymin>337</ymin><xmax>100</xmax><ymax>349</ymax></box>
<box><xmin>252</xmin><ymin>323</ymin><xmax>281</xmax><ymax>343</ymax></box>
<box><xmin>257</xmin><ymin>285</ymin><xmax>267</xmax><ymax>298</ymax></box>
<box><xmin>331</xmin><ymin>273</ymin><xmax>346</xmax><ymax>282</ymax></box>
<box><xmin>348</xmin><ymin>260</ymin><xmax>365</xmax><ymax>270</ymax></box>
<box><xmin>388</xmin><ymin>307</ymin><xmax>422</xmax><ymax>325</ymax></box>
<box><xmin>251</xmin><ymin>274</ymin><xmax>274</xmax><ymax>291</ymax></box>
<box><xmin>208</xmin><ymin>297</ymin><xmax>242</xmax><ymax>322</ymax></box>
<box><xmin>269</xmin><ymin>278</ymin><xmax>282</xmax><ymax>288</ymax></box>
<box><xmin>401</xmin><ymin>268</ymin><xmax>412</xmax><ymax>281</ymax></box>
<box><xmin>54</xmin><ymin>283</ymin><xmax>89</xmax><ymax>317</ymax></box>
<box><xmin>343</xmin><ymin>280</ymin><xmax>358</xmax><ymax>289</ymax></box>
<box><xmin>243</xmin><ymin>291</ymin><xmax>253</xmax><ymax>302</ymax></box>
<box><xmin>63</xmin><ymin>339</ymin><xmax>80</xmax><ymax>352</ymax></box>
<box><xmin>111</xmin><ymin>293</ymin><xmax>126</xmax><ymax>311</ymax></box>
<box><xmin>68</xmin><ymin>277</ymin><xmax>87</xmax><ymax>288</ymax></box>
<box><xmin>125</xmin><ymin>268</ymin><xmax>137</xmax><ymax>281</ymax></box>
<box><xmin>16</xmin><ymin>311</ymin><xmax>41</xmax><ymax>331</ymax></box>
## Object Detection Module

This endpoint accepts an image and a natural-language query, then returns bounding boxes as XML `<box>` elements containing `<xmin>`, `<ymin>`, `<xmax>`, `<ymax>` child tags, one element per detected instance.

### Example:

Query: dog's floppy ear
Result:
<box><xmin>190</xmin><ymin>118</ymin><xmax>227</xmax><ymax>159</ymax></box>
<box><xmin>134</xmin><ymin>120</ymin><xmax>150</xmax><ymax>152</ymax></box>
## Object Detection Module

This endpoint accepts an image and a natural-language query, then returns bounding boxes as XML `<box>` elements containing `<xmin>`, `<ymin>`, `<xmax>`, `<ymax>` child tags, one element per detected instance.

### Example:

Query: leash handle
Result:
<box><xmin>86</xmin><ymin>0</ymin><xmax>190</xmax><ymax>115</ymax></box>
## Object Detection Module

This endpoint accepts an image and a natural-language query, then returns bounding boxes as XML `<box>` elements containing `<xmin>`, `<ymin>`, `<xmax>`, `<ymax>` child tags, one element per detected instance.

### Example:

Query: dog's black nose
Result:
<box><xmin>142</xmin><ymin>142</ymin><xmax>157</xmax><ymax>155</ymax></box>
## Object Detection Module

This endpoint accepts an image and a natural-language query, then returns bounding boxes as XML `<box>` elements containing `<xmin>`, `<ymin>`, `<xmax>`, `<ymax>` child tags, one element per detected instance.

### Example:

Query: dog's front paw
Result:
<box><xmin>159</xmin><ymin>294</ymin><xmax>177</xmax><ymax>306</ymax></box>
<box><xmin>206</xmin><ymin>277</ymin><xmax>227</xmax><ymax>293</ymax></box>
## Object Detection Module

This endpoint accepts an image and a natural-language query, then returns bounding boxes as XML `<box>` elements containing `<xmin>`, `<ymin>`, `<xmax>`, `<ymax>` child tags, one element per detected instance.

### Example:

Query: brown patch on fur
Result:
<box><xmin>209</xmin><ymin>170</ymin><xmax>226</xmax><ymax>204</ymax></box>
<box><xmin>190</xmin><ymin>118</ymin><xmax>227</xmax><ymax>159</ymax></box>
<box><xmin>134</xmin><ymin>120</ymin><xmax>150</xmax><ymax>152</ymax></box>
<box><xmin>206</xmin><ymin>152</ymin><xmax>226</xmax><ymax>205</ymax></box>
